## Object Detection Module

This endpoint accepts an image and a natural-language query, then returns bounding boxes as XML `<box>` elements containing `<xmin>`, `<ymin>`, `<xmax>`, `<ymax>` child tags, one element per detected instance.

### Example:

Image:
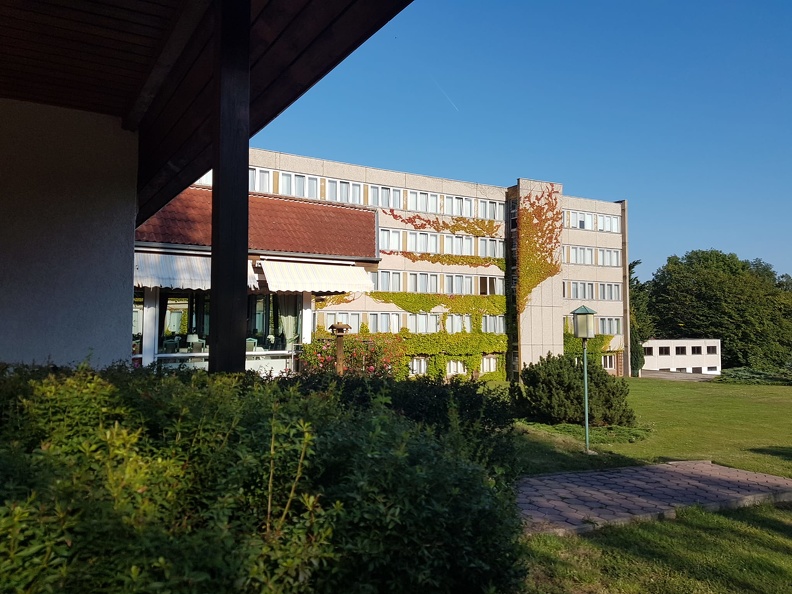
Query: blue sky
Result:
<box><xmin>252</xmin><ymin>0</ymin><xmax>792</xmax><ymax>280</ymax></box>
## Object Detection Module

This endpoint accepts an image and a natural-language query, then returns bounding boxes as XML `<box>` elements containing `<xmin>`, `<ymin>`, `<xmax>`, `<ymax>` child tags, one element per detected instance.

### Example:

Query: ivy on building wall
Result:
<box><xmin>370</xmin><ymin>292</ymin><xmax>505</xmax><ymax>316</ymax></box>
<box><xmin>562</xmin><ymin>331</ymin><xmax>614</xmax><ymax>360</ymax></box>
<box><xmin>515</xmin><ymin>185</ymin><xmax>563</xmax><ymax>313</ymax></box>
<box><xmin>302</xmin><ymin>330</ymin><xmax>508</xmax><ymax>381</ymax></box>
<box><xmin>380</xmin><ymin>250</ymin><xmax>506</xmax><ymax>271</ymax></box>
<box><xmin>315</xmin><ymin>293</ymin><xmax>355</xmax><ymax>310</ymax></box>
<box><xmin>383</xmin><ymin>210</ymin><xmax>502</xmax><ymax>237</ymax></box>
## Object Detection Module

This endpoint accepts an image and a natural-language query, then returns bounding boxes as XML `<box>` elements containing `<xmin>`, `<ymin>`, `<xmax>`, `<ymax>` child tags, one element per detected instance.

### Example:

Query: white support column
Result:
<box><xmin>301</xmin><ymin>292</ymin><xmax>313</xmax><ymax>345</ymax></box>
<box><xmin>142</xmin><ymin>287</ymin><xmax>160</xmax><ymax>366</ymax></box>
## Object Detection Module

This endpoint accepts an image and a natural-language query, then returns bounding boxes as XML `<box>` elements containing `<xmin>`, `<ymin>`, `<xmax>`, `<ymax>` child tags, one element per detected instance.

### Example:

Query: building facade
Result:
<box><xmin>642</xmin><ymin>339</ymin><xmax>722</xmax><ymax>375</ymax></box>
<box><xmin>193</xmin><ymin>148</ymin><xmax>630</xmax><ymax>379</ymax></box>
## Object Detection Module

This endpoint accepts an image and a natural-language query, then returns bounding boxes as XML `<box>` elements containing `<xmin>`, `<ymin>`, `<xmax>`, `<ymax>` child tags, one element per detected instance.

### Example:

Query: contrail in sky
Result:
<box><xmin>431</xmin><ymin>76</ymin><xmax>460</xmax><ymax>112</ymax></box>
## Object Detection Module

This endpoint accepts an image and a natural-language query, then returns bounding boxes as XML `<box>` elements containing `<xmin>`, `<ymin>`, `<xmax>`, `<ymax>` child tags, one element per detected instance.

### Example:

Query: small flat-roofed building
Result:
<box><xmin>642</xmin><ymin>339</ymin><xmax>722</xmax><ymax>375</ymax></box>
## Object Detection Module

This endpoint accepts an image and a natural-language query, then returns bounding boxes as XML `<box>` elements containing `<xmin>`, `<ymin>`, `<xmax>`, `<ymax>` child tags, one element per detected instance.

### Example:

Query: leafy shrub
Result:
<box><xmin>0</xmin><ymin>365</ymin><xmax>525</xmax><ymax>594</ymax></box>
<box><xmin>0</xmin><ymin>367</ymin><xmax>337</xmax><ymax>593</ymax></box>
<box><xmin>309</xmin><ymin>405</ymin><xmax>523</xmax><ymax>593</ymax></box>
<box><xmin>515</xmin><ymin>353</ymin><xmax>636</xmax><ymax>427</ymax></box>
<box><xmin>280</xmin><ymin>374</ymin><xmax>519</xmax><ymax>480</ymax></box>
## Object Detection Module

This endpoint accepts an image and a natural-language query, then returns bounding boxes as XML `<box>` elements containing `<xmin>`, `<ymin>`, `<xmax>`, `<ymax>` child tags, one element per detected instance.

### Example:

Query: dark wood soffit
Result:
<box><xmin>136</xmin><ymin>0</ymin><xmax>413</xmax><ymax>227</ymax></box>
<box><xmin>0</xmin><ymin>0</ymin><xmax>184</xmax><ymax>116</ymax></box>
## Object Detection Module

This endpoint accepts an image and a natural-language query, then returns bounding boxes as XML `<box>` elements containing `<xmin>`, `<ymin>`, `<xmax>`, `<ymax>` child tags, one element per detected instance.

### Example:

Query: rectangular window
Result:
<box><xmin>598</xmin><ymin>317</ymin><xmax>623</xmax><ymax>335</ymax></box>
<box><xmin>676</xmin><ymin>346</ymin><xmax>686</xmax><ymax>355</ymax></box>
<box><xmin>707</xmin><ymin>366</ymin><xmax>717</xmax><ymax>371</ymax></box>
<box><xmin>379</xmin><ymin>271</ymin><xmax>390</xmax><ymax>292</ymax></box>
<box><xmin>644</xmin><ymin>347</ymin><xmax>653</xmax><ymax>356</ymax></box>
<box><xmin>380</xmin><ymin>229</ymin><xmax>401</xmax><ymax>251</ymax></box>
<box><xmin>691</xmin><ymin>346</ymin><xmax>702</xmax><ymax>355</ymax></box>
<box><xmin>418</xmin><ymin>273</ymin><xmax>428</xmax><ymax>293</ymax></box>
<box><xmin>481</xmin><ymin>356</ymin><xmax>498</xmax><ymax>373</ymax></box>
<box><xmin>428</xmin><ymin>193</ymin><xmax>439</xmax><ymax>213</ymax></box>
<box><xmin>463</xmin><ymin>236</ymin><xmax>473</xmax><ymax>256</ymax></box>
<box><xmin>327</xmin><ymin>180</ymin><xmax>337</xmax><ymax>201</ymax></box>
<box><xmin>408</xmin><ymin>191</ymin><xmax>417</xmax><ymax>211</ymax></box>
<box><xmin>659</xmin><ymin>346</ymin><xmax>670</xmax><ymax>356</ymax></box>
<box><xmin>280</xmin><ymin>172</ymin><xmax>292</xmax><ymax>196</ymax></box>
<box><xmin>446</xmin><ymin>314</ymin><xmax>472</xmax><ymax>334</ymax></box>
<box><xmin>307</xmin><ymin>176</ymin><xmax>318</xmax><ymax>198</ymax></box>
<box><xmin>369</xmin><ymin>313</ymin><xmax>400</xmax><ymax>334</ymax></box>
<box><xmin>410</xmin><ymin>357</ymin><xmax>428</xmax><ymax>376</ymax></box>
<box><xmin>481</xmin><ymin>315</ymin><xmax>505</xmax><ymax>333</ymax></box>
<box><xmin>602</xmin><ymin>355</ymin><xmax>615</xmax><ymax>369</ymax></box>
<box><xmin>446</xmin><ymin>360</ymin><xmax>467</xmax><ymax>376</ymax></box>
<box><xmin>340</xmin><ymin>181</ymin><xmax>350</xmax><ymax>203</ymax></box>
<box><xmin>294</xmin><ymin>174</ymin><xmax>305</xmax><ymax>197</ymax></box>
<box><xmin>598</xmin><ymin>249</ymin><xmax>622</xmax><ymax>267</ymax></box>
<box><xmin>408</xmin><ymin>273</ymin><xmax>417</xmax><ymax>293</ymax></box>
<box><xmin>351</xmin><ymin>183</ymin><xmax>361</xmax><ymax>204</ymax></box>
<box><xmin>707</xmin><ymin>346</ymin><xmax>717</xmax><ymax>355</ymax></box>
<box><xmin>597</xmin><ymin>214</ymin><xmax>621</xmax><ymax>233</ymax></box>
<box><xmin>369</xmin><ymin>271</ymin><xmax>378</xmax><ymax>291</ymax></box>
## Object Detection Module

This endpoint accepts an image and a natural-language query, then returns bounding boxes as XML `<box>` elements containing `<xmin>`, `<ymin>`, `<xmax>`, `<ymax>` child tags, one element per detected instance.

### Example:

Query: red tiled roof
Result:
<box><xmin>136</xmin><ymin>186</ymin><xmax>377</xmax><ymax>260</ymax></box>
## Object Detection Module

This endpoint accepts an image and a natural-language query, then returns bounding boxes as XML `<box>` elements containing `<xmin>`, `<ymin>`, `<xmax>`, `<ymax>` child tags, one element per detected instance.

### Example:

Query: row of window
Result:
<box><xmin>645</xmin><ymin>345</ymin><xmax>718</xmax><ymax>356</ymax></box>
<box><xmin>564</xmin><ymin>315</ymin><xmax>623</xmax><ymax>336</ymax></box>
<box><xmin>409</xmin><ymin>357</ymin><xmax>498</xmax><ymax>377</ymax></box>
<box><xmin>658</xmin><ymin>367</ymin><xmax>719</xmax><ymax>372</ymax></box>
<box><xmin>599</xmin><ymin>317</ymin><xmax>622</xmax><ymax>335</ymax></box>
<box><xmin>563</xmin><ymin>246</ymin><xmax>622</xmax><ymax>267</ymax></box>
<box><xmin>563</xmin><ymin>281</ymin><xmax>622</xmax><ymax>301</ymax></box>
<box><xmin>246</xmin><ymin>167</ymin><xmax>508</xmax><ymax>220</ymax></box>
<box><xmin>371</xmin><ymin>271</ymin><xmax>506</xmax><ymax>296</ymax></box>
<box><xmin>321</xmin><ymin>311</ymin><xmax>506</xmax><ymax>335</ymax></box>
<box><xmin>379</xmin><ymin>229</ymin><xmax>505</xmax><ymax>258</ymax></box>
<box><xmin>565</xmin><ymin>210</ymin><xmax>622</xmax><ymax>233</ymax></box>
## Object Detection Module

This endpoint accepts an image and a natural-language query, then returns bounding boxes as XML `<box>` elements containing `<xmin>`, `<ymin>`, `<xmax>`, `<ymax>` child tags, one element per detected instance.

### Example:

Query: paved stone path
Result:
<box><xmin>517</xmin><ymin>460</ymin><xmax>792</xmax><ymax>535</ymax></box>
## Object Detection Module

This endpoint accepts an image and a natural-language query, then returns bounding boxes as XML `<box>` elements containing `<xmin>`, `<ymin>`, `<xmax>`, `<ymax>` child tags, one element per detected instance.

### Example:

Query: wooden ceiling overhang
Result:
<box><xmin>0</xmin><ymin>0</ymin><xmax>413</xmax><ymax>225</ymax></box>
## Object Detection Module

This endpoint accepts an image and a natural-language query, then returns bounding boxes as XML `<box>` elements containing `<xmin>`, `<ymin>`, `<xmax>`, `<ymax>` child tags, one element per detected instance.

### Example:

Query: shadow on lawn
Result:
<box><xmin>748</xmin><ymin>446</ymin><xmax>792</xmax><ymax>463</ymax></box>
<box><xmin>585</xmin><ymin>504</ymin><xmax>792</xmax><ymax>594</ymax></box>
<box><xmin>513</xmin><ymin>424</ymin><xmax>641</xmax><ymax>476</ymax></box>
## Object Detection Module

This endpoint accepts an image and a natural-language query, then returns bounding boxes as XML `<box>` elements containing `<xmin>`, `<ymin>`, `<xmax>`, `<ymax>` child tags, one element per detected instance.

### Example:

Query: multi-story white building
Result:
<box><xmin>193</xmin><ymin>148</ymin><xmax>631</xmax><ymax>378</ymax></box>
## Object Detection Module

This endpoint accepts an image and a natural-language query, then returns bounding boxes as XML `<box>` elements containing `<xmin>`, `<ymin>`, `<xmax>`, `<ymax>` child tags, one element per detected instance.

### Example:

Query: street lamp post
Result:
<box><xmin>328</xmin><ymin>323</ymin><xmax>351</xmax><ymax>375</ymax></box>
<box><xmin>571</xmin><ymin>305</ymin><xmax>597</xmax><ymax>453</ymax></box>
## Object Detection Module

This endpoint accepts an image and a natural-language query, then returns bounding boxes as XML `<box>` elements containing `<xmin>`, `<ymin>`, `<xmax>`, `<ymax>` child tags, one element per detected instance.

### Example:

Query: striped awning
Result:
<box><xmin>260</xmin><ymin>260</ymin><xmax>373</xmax><ymax>293</ymax></box>
<box><xmin>134</xmin><ymin>253</ymin><xmax>258</xmax><ymax>290</ymax></box>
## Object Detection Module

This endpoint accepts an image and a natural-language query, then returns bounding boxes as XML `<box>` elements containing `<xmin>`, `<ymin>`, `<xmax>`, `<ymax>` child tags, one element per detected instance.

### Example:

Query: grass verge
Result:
<box><xmin>523</xmin><ymin>503</ymin><xmax>792</xmax><ymax>594</ymax></box>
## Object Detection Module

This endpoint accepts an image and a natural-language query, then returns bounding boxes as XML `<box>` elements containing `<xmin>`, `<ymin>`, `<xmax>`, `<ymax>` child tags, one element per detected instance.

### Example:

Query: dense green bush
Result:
<box><xmin>280</xmin><ymin>373</ymin><xmax>518</xmax><ymax>480</ymax></box>
<box><xmin>0</xmin><ymin>365</ymin><xmax>524</xmax><ymax>593</ymax></box>
<box><xmin>514</xmin><ymin>354</ymin><xmax>636</xmax><ymax>427</ymax></box>
<box><xmin>0</xmin><ymin>365</ymin><xmax>337</xmax><ymax>593</ymax></box>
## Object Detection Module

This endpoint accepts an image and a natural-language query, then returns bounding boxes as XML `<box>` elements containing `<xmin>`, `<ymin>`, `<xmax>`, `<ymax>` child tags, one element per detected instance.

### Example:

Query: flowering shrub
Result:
<box><xmin>300</xmin><ymin>334</ymin><xmax>408</xmax><ymax>378</ymax></box>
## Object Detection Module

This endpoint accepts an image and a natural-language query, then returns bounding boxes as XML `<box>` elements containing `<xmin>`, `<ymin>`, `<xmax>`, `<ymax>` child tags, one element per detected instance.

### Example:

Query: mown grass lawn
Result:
<box><xmin>516</xmin><ymin>377</ymin><xmax>792</xmax><ymax>594</ymax></box>
<box><xmin>610</xmin><ymin>378</ymin><xmax>792</xmax><ymax>478</ymax></box>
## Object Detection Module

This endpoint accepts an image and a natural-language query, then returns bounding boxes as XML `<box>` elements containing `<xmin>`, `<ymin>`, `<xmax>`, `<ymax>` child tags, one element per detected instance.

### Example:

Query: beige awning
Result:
<box><xmin>260</xmin><ymin>260</ymin><xmax>373</xmax><ymax>293</ymax></box>
<box><xmin>134</xmin><ymin>253</ymin><xmax>258</xmax><ymax>290</ymax></box>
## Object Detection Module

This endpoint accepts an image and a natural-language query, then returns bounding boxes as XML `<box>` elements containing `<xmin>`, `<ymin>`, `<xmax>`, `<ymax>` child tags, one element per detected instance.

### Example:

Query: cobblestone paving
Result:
<box><xmin>517</xmin><ymin>460</ymin><xmax>792</xmax><ymax>535</ymax></box>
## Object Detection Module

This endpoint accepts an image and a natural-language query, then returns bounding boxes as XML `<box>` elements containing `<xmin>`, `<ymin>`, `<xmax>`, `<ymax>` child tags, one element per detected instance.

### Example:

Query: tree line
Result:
<box><xmin>630</xmin><ymin>250</ymin><xmax>792</xmax><ymax>372</ymax></box>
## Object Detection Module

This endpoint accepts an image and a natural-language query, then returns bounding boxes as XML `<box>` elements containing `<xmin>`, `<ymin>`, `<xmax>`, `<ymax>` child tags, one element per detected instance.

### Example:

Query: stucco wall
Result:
<box><xmin>0</xmin><ymin>100</ymin><xmax>137</xmax><ymax>367</ymax></box>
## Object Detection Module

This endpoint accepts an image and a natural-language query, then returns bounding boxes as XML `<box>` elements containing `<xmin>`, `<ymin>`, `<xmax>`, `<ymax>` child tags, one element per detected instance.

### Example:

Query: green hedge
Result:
<box><xmin>0</xmin><ymin>364</ymin><xmax>524</xmax><ymax>593</ymax></box>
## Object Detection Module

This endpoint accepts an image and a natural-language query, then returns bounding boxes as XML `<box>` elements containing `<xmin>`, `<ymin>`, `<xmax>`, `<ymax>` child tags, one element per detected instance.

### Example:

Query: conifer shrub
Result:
<box><xmin>515</xmin><ymin>353</ymin><xmax>636</xmax><ymax>427</ymax></box>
